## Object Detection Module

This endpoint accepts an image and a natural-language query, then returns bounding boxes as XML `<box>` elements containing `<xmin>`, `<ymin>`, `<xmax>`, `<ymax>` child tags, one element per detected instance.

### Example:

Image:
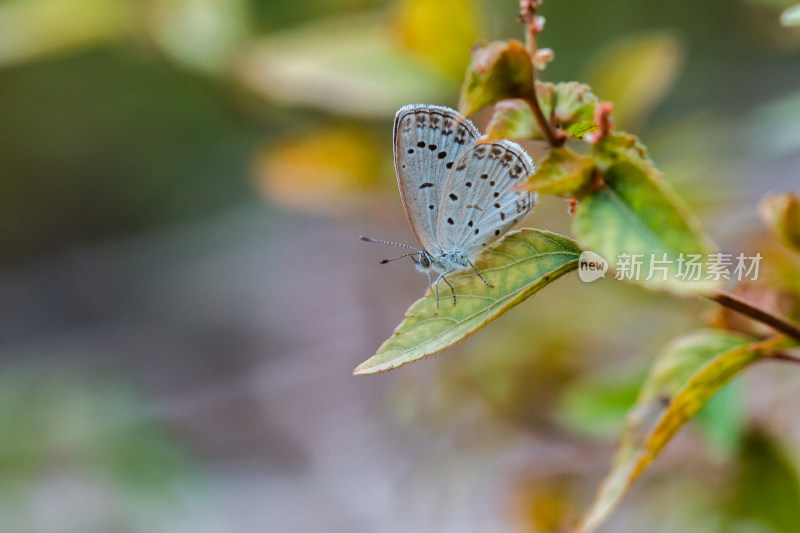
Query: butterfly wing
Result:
<box><xmin>393</xmin><ymin>105</ymin><xmax>480</xmax><ymax>253</ymax></box>
<box><xmin>436</xmin><ymin>140</ymin><xmax>536</xmax><ymax>256</ymax></box>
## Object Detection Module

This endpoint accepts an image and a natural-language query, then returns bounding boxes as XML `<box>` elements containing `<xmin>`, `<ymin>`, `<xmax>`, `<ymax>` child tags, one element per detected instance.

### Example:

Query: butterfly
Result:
<box><xmin>362</xmin><ymin>104</ymin><xmax>536</xmax><ymax>307</ymax></box>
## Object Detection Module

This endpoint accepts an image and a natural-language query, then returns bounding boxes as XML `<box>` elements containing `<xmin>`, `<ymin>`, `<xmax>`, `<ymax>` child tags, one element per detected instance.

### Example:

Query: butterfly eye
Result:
<box><xmin>419</xmin><ymin>254</ymin><xmax>431</xmax><ymax>268</ymax></box>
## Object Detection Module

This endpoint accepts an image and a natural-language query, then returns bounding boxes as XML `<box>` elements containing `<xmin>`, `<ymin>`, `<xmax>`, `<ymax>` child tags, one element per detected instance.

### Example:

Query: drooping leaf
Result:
<box><xmin>458</xmin><ymin>40</ymin><xmax>534</xmax><ymax>116</ymax></box>
<box><xmin>760</xmin><ymin>192</ymin><xmax>800</xmax><ymax>254</ymax></box>
<box><xmin>573</xmin><ymin>334</ymin><xmax>789</xmax><ymax>533</ymax></box>
<box><xmin>516</xmin><ymin>147</ymin><xmax>595</xmax><ymax>196</ymax></box>
<box><xmin>235</xmin><ymin>15</ymin><xmax>453</xmax><ymax>117</ymax></box>
<box><xmin>391</xmin><ymin>0</ymin><xmax>483</xmax><ymax>79</ymax></box>
<box><xmin>354</xmin><ymin>230</ymin><xmax>581</xmax><ymax>375</ymax></box>
<box><xmin>781</xmin><ymin>4</ymin><xmax>800</xmax><ymax>26</ymax></box>
<box><xmin>571</xmin><ymin>161</ymin><xmax>717</xmax><ymax>294</ymax></box>
<box><xmin>585</xmin><ymin>31</ymin><xmax>685</xmax><ymax>131</ymax></box>
<box><xmin>484</xmin><ymin>99</ymin><xmax>540</xmax><ymax>141</ymax></box>
<box><xmin>725</xmin><ymin>429</ymin><xmax>800</xmax><ymax>533</ymax></box>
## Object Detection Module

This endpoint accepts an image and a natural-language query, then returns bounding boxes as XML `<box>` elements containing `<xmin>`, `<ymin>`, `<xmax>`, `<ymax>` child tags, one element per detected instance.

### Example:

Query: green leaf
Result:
<box><xmin>484</xmin><ymin>99</ymin><xmax>540</xmax><ymax>141</ymax></box>
<box><xmin>781</xmin><ymin>4</ymin><xmax>800</xmax><ymax>26</ymax></box>
<box><xmin>759</xmin><ymin>192</ymin><xmax>800</xmax><ymax>254</ymax></box>
<box><xmin>517</xmin><ymin>147</ymin><xmax>595</xmax><ymax>196</ymax></box>
<box><xmin>726</xmin><ymin>430</ymin><xmax>800</xmax><ymax>533</ymax></box>
<box><xmin>458</xmin><ymin>40</ymin><xmax>534</xmax><ymax>117</ymax></box>
<box><xmin>571</xmin><ymin>160</ymin><xmax>717</xmax><ymax>294</ymax></box>
<box><xmin>585</xmin><ymin>31</ymin><xmax>684</xmax><ymax>131</ymax></box>
<box><xmin>574</xmin><ymin>334</ymin><xmax>788</xmax><ymax>533</ymax></box>
<box><xmin>564</xmin><ymin>121</ymin><xmax>599</xmax><ymax>140</ymax></box>
<box><xmin>354</xmin><ymin>230</ymin><xmax>581</xmax><ymax>375</ymax></box>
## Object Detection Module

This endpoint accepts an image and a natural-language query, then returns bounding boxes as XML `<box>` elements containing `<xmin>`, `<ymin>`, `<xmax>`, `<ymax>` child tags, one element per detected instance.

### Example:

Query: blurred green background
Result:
<box><xmin>1</xmin><ymin>0</ymin><xmax>799</xmax><ymax>531</ymax></box>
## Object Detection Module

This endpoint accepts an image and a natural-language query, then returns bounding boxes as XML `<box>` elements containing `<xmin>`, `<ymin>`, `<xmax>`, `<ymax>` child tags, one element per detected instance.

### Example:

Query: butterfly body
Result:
<box><xmin>364</xmin><ymin>104</ymin><xmax>536</xmax><ymax>306</ymax></box>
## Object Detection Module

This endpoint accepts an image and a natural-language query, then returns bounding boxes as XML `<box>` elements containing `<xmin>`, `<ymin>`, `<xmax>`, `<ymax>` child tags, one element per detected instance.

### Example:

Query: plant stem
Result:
<box><xmin>705</xmin><ymin>290</ymin><xmax>800</xmax><ymax>344</ymax></box>
<box><xmin>521</xmin><ymin>4</ymin><xmax>562</xmax><ymax>148</ymax></box>
<box><xmin>767</xmin><ymin>352</ymin><xmax>800</xmax><ymax>365</ymax></box>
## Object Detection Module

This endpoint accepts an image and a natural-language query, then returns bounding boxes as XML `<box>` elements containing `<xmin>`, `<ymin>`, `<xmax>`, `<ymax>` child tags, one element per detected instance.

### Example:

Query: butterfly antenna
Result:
<box><xmin>359</xmin><ymin>236</ymin><xmax>419</xmax><ymax>251</ymax></box>
<box><xmin>379</xmin><ymin>252</ymin><xmax>418</xmax><ymax>264</ymax></box>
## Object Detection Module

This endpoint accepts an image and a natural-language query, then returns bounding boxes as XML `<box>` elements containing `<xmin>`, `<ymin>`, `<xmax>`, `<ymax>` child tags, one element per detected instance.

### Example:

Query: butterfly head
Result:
<box><xmin>413</xmin><ymin>250</ymin><xmax>434</xmax><ymax>273</ymax></box>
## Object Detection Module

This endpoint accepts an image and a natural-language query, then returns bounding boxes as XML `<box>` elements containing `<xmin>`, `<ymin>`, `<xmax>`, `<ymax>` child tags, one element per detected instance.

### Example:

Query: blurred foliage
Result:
<box><xmin>781</xmin><ymin>4</ymin><xmax>800</xmax><ymax>25</ymax></box>
<box><xmin>253</xmin><ymin>125</ymin><xmax>384</xmax><ymax>214</ymax></box>
<box><xmin>584</xmin><ymin>31</ymin><xmax>685</xmax><ymax>132</ymax></box>
<box><xmin>145</xmin><ymin>0</ymin><xmax>251</xmax><ymax>73</ymax></box>
<box><xmin>0</xmin><ymin>365</ymin><xmax>192</xmax><ymax>491</ymax></box>
<box><xmin>760</xmin><ymin>192</ymin><xmax>800</xmax><ymax>253</ymax></box>
<box><xmin>0</xmin><ymin>0</ymin><xmax>128</xmax><ymax>66</ymax></box>
<box><xmin>390</xmin><ymin>0</ymin><xmax>482</xmax><ymax>79</ymax></box>
<box><xmin>724</xmin><ymin>429</ymin><xmax>800</xmax><ymax>533</ymax></box>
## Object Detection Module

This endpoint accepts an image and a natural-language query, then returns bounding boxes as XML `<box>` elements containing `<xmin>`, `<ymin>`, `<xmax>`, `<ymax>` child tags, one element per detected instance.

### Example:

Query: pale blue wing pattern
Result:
<box><xmin>393</xmin><ymin>105</ymin><xmax>479</xmax><ymax>253</ymax></box>
<box><xmin>436</xmin><ymin>140</ymin><xmax>535</xmax><ymax>256</ymax></box>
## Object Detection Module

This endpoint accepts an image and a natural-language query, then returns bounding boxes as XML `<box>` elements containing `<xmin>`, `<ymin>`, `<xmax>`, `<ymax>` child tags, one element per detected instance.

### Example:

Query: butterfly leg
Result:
<box><xmin>434</xmin><ymin>271</ymin><xmax>457</xmax><ymax>308</ymax></box>
<box><xmin>467</xmin><ymin>260</ymin><xmax>494</xmax><ymax>288</ymax></box>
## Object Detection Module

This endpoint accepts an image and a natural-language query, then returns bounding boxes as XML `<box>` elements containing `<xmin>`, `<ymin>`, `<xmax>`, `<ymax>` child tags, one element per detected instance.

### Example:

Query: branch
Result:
<box><xmin>704</xmin><ymin>290</ymin><xmax>800</xmax><ymax>345</ymax></box>
<box><xmin>519</xmin><ymin>1</ymin><xmax>563</xmax><ymax>148</ymax></box>
<box><xmin>766</xmin><ymin>351</ymin><xmax>800</xmax><ymax>365</ymax></box>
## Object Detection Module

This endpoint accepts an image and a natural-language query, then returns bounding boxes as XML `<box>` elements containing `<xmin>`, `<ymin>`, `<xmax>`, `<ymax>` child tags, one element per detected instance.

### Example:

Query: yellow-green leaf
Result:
<box><xmin>458</xmin><ymin>40</ymin><xmax>534</xmax><ymax>117</ymax></box>
<box><xmin>354</xmin><ymin>229</ymin><xmax>581</xmax><ymax>375</ymax></box>
<box><xmin>571</xmin><ymin>161</ymin><xmax>717</xmax><ymax>294</ymax></box>
<box><xmin>760</xmin><ymin>192</ymin><xmax>800</xmax><ymax>253</ymax></box>
<box><xmin>574</xmin><ymin>334</ymin><xmax>788</xmax><ymax>533</ymax></box>
<box><xmin>781</xmin><ymin>4</ymin><xmax>800</xmax><ymax>26</ymax></box>
<box><xmin>585</xmin><ymin>31</ymin><xmax>684</xmax><ymax>131</ymax></box>
<box><xmin>517</xmin><ymin>147</ymin><xmax>595</xmax><ymax>196</ymax></box>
